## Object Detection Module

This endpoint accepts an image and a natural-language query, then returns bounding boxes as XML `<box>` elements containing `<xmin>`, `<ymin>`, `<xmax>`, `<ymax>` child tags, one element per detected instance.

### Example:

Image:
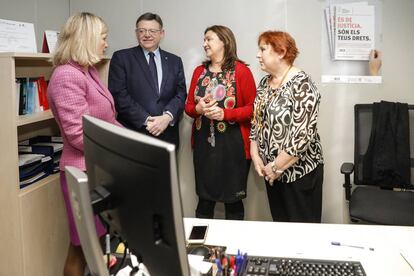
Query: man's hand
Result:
<box><xmin>146</xmin><ymin>114</ymin><xmax>172</xmax><ymax>136</ymax></box>
<box><xmin>369</xmin><ymin>49</ymin><xmax>382</xmax><ymax>76</ymax></box>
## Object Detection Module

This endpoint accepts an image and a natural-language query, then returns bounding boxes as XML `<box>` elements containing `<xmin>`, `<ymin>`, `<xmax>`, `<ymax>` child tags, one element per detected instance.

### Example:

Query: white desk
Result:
<box><xmin>184</xmin><ymin>218</ymin><xmax>414</xmax><ymax>276</ymax></box>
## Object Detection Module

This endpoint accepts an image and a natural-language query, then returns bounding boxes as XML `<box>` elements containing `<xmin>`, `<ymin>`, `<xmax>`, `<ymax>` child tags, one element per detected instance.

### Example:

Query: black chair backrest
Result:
<box><xmin>353</xmin><ymin>104</ymin><xmax>414</xmax><ymax>187</ymax></box>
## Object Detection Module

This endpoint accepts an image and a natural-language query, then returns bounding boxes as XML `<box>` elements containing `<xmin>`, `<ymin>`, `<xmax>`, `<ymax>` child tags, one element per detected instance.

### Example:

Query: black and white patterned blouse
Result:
<box><xmin>250</xmin><ymin>71</ymin><xmax>324</xmax><ymax>183</ymax></box>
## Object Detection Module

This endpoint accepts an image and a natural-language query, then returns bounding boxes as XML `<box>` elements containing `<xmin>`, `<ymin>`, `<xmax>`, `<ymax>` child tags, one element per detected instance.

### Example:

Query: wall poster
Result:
<box><xmin>321</xmin><ymin>0</ymin><xmax>383</xmax><ymax>84</ymax></box>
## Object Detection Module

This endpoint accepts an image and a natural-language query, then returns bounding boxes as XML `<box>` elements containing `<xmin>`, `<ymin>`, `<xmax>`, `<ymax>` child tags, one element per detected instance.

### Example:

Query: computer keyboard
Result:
<box><xmin>240</xmin><ymin>256</ymin><xmax>366</xmax><ymax>276</ymax></box>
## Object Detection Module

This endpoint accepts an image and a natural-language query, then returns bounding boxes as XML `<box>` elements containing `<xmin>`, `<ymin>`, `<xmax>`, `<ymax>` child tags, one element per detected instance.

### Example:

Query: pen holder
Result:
<box><xmin>187</xmin><ymin>244</ymin><xmax>227</xmax><ymax>262</ymax></box>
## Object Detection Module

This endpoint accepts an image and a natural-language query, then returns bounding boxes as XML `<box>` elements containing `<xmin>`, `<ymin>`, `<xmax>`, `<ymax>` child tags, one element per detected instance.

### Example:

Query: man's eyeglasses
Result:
<box><xmin>136</xmin><ymin>28</ymin><xmax>161</xmax><ymax>36</ymax></box>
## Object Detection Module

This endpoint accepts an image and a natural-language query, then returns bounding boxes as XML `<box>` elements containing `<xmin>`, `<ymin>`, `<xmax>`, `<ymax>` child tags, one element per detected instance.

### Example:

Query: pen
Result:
<box><xmin>400</xmin><ymin>252</ymin><xmax>414</xmax><ymax>271</ymax></box>
<box><xmin>216</xmin><ymin>258</ymin><xmax>223</xmax><ymax>272</ymax></box>
<box><xmin>241</xmin><ymin>253</ymin><xmax>248</xmax><ymax>274</ymax></box>
<box><xmin>331</xmin><ymin>241</ymin><xmax>374</xmax><ymax>251</ymax></box>
<box><xmin>221</xmin><ymin>255</ymin><xmax>228</xmax><ymax>276</ymax></box>
<box><xmin>235</xmin><ymin>250</ymin><xmax>242</xmax><ymax>276</ymax></box>
<box><xmin>229</xmin><ymin>255</ymin><xmax>235</xmax><ymax>271</ymax></box>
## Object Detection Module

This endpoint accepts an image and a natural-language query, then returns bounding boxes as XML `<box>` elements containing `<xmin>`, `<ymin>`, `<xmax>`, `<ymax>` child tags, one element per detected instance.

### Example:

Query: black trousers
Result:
<box><xmin>195</xmin><ymin>198</ymin><xmax>244</xmax><ymax>220</ymax></box>
<box><xmin>266</xmin><ymin>164</ymin><xmax>323</xmax><ymax>223</ymax></box>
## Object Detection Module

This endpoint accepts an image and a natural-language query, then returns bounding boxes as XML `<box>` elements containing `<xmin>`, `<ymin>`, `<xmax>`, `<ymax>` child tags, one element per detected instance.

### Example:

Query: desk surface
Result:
<box><xmin>184</xmin><ymin>218</ymin><xmax>414</xmax><ymax>276</ymax></box>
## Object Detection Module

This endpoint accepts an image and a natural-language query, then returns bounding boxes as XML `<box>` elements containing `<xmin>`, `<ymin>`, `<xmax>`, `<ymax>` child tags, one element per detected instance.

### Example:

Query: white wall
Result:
<box><xmin>0</xmin><ymin>0</ymin><xmax>68</xmax><ymax>51</ymax></box>
<box><xmin>68</xmin><ymin>0</ymin><xmax>414</xmax><ymax>223</ymax></box>
<box><xmin>69</xmin><ymin>0</ymin><xmax>139</xmax><ymax>54</ymax></box>
<box><xmin>286</xmin><ymin>0</ymin><xmax>414</xmax><ymax>222</ymax></box>
<box><xmin>69</xmin><ymin>0</ymin><xmax>290</xmax><ymax>221</ymax></box>
<box><xmin>3</xmin><ymin>0</ymin><xmax>413</xmax><ymax>224</ymax></box>
<box><xmin>139</xmin><ymin>0</ymin><xmax>289</xmax><ymax>221</ymax></box>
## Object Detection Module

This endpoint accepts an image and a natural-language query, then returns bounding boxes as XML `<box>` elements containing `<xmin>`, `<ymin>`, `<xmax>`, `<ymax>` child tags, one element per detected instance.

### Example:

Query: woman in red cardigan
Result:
<box><xmin>185</xmin><ymin>25</ymin><xmax>256</xmax><ymax>220</ymax></box>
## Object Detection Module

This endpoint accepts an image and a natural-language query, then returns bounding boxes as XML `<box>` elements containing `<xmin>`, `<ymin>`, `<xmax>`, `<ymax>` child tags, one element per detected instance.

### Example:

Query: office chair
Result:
<box><xmin>341</xmin><ymin>103</ymin><xmax>414</xmax><ymax>226</ymax></box>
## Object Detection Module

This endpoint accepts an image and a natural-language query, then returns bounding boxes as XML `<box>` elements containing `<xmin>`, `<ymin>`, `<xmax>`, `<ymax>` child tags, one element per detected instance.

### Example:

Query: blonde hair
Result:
<box><xmin>52</xmin><ymin>12</ymin><xmax>107</xmax><ymax>67</ymax></box>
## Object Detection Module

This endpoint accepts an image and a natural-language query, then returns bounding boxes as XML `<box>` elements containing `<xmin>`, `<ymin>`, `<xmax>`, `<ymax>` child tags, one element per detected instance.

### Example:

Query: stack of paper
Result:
<box><xmin>325</xmin><ymin>2</ymin><xmax>375</xmax><ymax>60</ymax></box>
<box><xmin>17</xmin><ymin>136</ymin><xmax>63</xmax><ymax>188</ymax></box>
<box><xmin>18</xmin><ymin>154</ymin><xmax>52</xmax><ymax>188</ymax></box>
<box><xmin>18</xmin><ymin>153</ymin><xmax>44</xmax><ymax>167</ymax></box>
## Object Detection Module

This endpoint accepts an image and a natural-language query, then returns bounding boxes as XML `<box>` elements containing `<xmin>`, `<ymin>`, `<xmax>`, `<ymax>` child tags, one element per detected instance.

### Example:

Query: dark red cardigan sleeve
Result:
<box><xmin>223</xmin><ymin>62</ymin><xmax>256</xmax><ymax>122</ymax></box>
<box><xmin>184</xmin><ymin>65</ymin><xmax>205</xmax><ymax>118</ymax></box>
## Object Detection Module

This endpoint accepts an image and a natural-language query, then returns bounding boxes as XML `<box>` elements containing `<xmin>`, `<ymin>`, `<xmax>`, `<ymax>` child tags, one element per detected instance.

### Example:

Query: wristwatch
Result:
<box><xmin>271</xmin><ymin>161</ymin><xmax>284</xmax><ymax>174</ymax></box>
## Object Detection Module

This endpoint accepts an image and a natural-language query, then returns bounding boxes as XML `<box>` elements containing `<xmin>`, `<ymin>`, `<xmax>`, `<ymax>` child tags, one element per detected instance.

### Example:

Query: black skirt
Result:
<box><xmin>193</xmin><ymin>118</ymin><xmax>250</xmax><ymax>203</ymax></box>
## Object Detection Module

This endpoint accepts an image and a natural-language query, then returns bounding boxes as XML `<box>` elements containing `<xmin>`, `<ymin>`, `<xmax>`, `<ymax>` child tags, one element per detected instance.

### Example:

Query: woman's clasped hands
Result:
<box><xmin>252</xmin><ymin>158</ymin><xmax>280</xmax><ymax>186</ymax></box>
<box><xmin>262</xmin><ymin>161</ymin><xmax>282</xmax><ymax>186</ymax></box>
<box><xmin>195</xmin><ymin>94</ymin><xmax>224</xmax><ymax>121</ymax></box>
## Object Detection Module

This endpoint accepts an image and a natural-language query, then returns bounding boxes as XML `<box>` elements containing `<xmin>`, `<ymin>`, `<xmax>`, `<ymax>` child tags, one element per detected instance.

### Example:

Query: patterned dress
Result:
<box><xmin>250</xmin><ymin>71</ymin><xmax>324</xmax><ymax>183</ymax></box>
<box><xmin>193</xmin><ymin>68</ymin><xmax>250</xmax><ymax>203</ymax></box>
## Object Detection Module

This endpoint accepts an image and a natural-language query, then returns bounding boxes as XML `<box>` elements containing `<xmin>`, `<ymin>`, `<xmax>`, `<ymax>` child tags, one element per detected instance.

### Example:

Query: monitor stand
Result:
<box><xmin>65</xmin><ymin>166</ymin><xmax>109</xmax><ymax>276</ymax></box>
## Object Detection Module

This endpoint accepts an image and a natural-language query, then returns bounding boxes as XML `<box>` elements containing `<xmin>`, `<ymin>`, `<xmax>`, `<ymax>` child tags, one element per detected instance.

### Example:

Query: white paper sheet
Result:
<box><xmin>0</xmin><ymin>18</ymin><xmax>37</xmax><ymax>53</ymax></box>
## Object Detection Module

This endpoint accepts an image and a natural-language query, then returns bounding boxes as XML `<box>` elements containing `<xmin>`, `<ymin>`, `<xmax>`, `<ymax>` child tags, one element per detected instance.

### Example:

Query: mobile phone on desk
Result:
<box><xmin>188</xmin><ymin>224</ymin><xmax>209</xmax><ymax>244</ymax></box>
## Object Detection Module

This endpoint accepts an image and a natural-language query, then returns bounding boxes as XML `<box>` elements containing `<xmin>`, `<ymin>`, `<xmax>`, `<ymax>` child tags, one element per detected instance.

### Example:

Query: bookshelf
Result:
<box><xmin>0</xmin><ymin>53</ymin><xmax>110</xmax><ymax>275</ymax></box>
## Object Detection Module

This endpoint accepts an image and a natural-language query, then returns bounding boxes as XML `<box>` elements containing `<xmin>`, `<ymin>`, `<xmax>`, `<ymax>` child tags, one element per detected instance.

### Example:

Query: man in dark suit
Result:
<box><xmin>109</xmin><ymin>12</ymin><xmax>186</xmax><ymax>148</ymax></box>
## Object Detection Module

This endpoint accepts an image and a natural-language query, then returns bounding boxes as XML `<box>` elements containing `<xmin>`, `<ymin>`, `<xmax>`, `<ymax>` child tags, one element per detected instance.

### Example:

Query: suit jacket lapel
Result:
<box><xmin>160</xmin><ymin>49</ymin><xmax>169</xmax><ymax>94</ymax></box>
<box><xmin>134</xmin><ymin>46</ymin><xmax>158</xmax><ymax>94</ymax></box>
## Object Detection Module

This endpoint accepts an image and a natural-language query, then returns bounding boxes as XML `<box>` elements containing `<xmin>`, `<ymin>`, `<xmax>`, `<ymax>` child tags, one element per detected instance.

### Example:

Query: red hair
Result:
<box><xmin>258</xmin><ymin>31</ymin><xmax>299</xmax><ymax>65</ymax></box>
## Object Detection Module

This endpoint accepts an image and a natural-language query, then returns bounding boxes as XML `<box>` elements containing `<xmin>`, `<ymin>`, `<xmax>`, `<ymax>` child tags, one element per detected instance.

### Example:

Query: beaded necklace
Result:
<box><xmin>252</xmin><ymin>65</ymin><xmax>292</xmax><ymax>130</ymax></box>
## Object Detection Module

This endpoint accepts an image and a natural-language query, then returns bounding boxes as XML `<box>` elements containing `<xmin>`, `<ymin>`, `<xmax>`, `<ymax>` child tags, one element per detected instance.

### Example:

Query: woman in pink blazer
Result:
<box><xmin>47</xmin><ymin>12</ymin><xmax>121</xmax><ymax>276</ymax></box>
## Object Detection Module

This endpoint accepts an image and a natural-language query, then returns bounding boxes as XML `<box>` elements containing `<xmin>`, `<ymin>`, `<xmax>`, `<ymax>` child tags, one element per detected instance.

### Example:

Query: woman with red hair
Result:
<box><xmin>250</xmin><ymin>31</ymin><xmax>324</xmax><ymax>223</ymax></box>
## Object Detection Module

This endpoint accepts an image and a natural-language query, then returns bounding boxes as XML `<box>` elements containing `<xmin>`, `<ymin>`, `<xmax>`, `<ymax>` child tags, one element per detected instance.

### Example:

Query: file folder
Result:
<box><xmin>18</xmin><ymin>144</ymin><xmax>60</xmax><ymax>174</ymax></box>
<box><xmin>18</xmin><ymin>153</ymin><xmax>44</xmax><ymax>167</ymax></box>
<box><xmin>17</xmin><ymin>136</ymin><xmax>63</xmax><ymax>189</ymax></box>
<box><xmin>19</xmin><ymin>156</ymin><xmax>53</xmax><ymax>180</ymax></box>
<box><xmin>32</xmin><ymin>142</ymin><xmax>63</xmax><ymax>153</ymax></box>
<box><xmin>20</xmin><ymin>171</ymin><xmax>49</xmax><ymax>189</ymax></box>
<box><xmin>28</xmin><ymin>135</ymin><xmax>62</xmax><ymax>144</ymax></box>
<box><xmin>19</xmin><ymin>145</ymin><xmax>55</xmax><ymax>156</ymax></box>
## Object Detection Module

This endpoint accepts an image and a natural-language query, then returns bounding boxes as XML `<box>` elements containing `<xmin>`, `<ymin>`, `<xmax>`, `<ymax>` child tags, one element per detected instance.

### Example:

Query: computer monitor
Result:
<box><xmin>65</xmin><ymin>166</ymin><xmax>109</xmax><ymax>276</ymax></box>
<box><xmin>81</xmin><ymin>115</ymin><xmax>190</xmax><ymax>276</ymax></box>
